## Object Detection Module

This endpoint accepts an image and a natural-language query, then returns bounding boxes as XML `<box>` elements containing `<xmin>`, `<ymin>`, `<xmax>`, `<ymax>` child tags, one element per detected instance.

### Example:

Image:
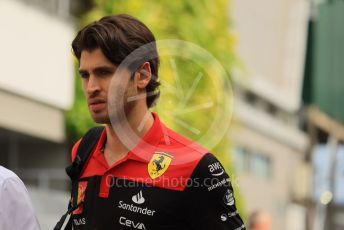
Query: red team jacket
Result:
<box><xmin>70</xmin><ymin>112</ymin><xmax>245</xmax><ymax>230</ymax></box>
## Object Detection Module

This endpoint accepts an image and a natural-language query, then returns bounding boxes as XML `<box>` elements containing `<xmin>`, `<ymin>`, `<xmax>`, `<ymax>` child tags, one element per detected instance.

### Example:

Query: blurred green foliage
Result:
<box><xmin>65</xmin><ymin>0</ymin><xmax>245</xmax><ymax>217</ymax></box>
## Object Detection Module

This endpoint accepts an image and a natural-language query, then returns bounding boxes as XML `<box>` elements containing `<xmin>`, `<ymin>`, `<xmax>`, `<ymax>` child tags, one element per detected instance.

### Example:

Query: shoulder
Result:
<box><xmin>71</xmin><ymin>138</ymin><xmax>82</xmax><ymax>162</ymax></box>
<box><xmin>191</xmin><ymin>153</ymin><xmax>226</xmax><ymax>178</ymax></box>
<box><xmin>70</xmin><ymin>126</ymin><xmax>106</xmax><ymax>162</ymax></box>
<box><xmin>0</xmin><ymin>166</ymin><xmax>19</xmax><ymax>182</ymax></box>
<box><xmin>0</xmin><ymin>168</ymin><xmax>40</xmax><ymax>230</ymax></box>
<box><xmin>160</xmin><ymin>126</ymin><xmax>209</xmax><ymax>156</ymax></box>
<box><xmin>0</xmin><ymin>166</ymin><xmax>28</xmax><ymax>199</ymax></box>
<box><xmin>157</xmin><ymin>126</ymin><xmax>210</xmax><ymax>166</ymax></box>
<box><xmin>0</xmin><ymin>166</ymin><xmax>27</xmax><ymax>192</ymax></box>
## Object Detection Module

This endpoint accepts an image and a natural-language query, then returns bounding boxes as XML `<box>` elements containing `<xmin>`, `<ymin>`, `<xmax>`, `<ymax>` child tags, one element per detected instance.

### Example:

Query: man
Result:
<box><xmin>248</xmin><ymin>211</ymin><xmax>272</xmax><ymax>230</ymax></box>
<box><xmin>0</xmin><ymin>166</ymin><xmax>40</xmax><ymax>230</ymax></box>
<box><xmin>60</xmin><ymin>14</ymin><xmax>245</xmax><ymax>230</ymax></box>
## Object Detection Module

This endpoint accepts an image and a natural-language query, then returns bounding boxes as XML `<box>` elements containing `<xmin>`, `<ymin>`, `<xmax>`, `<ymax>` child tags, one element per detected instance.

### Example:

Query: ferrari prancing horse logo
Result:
<box><xmin>148</xmin><ymin>151</ymin><xmax>173</xmax><ymax>179</ymax></box>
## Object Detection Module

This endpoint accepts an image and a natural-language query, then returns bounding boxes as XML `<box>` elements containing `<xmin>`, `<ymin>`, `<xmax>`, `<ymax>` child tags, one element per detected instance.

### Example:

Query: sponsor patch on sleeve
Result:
<box><xmin>73</xmin><ymin>181</ymin><xmax>88</xmax><ymax>215</ymax></box>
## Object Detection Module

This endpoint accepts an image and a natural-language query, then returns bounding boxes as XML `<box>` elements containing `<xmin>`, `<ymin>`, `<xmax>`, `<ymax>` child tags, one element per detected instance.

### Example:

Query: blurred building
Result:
<box><xmin>230</xmin><ymin>0</ymin><xmax>311</xmax><ymax>229</ymax></box>
<box><xmin>0</xmin><ymin>0</ymin><xmax>91</xmax><ymax>228</ymax></box>
<box><xmin>0</xmin><ymin>0</ymin><xmax>75</xmax><ymax>189</ymax></box>
<box><xmin>302</xmin><ymin>0</ymin><xmax>344</xmax><ymax>229</ymax></box>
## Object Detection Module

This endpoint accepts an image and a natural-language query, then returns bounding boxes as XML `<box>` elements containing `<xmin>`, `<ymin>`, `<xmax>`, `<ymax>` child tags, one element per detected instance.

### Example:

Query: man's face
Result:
<box><xmin>79</xmin><ymin>48</ymin><xmax>136</xmax><ymax>124</ymax></box>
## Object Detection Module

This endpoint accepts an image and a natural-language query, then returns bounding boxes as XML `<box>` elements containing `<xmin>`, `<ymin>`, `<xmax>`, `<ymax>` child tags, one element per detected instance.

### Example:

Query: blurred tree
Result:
<box><xmin>65</xmin><ymin>0</ymin><xmax>245</xmax><ymax>216</ymax></box>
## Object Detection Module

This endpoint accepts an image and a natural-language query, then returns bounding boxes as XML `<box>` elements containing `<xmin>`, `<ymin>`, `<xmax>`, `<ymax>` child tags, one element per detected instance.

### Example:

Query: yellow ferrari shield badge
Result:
<box><xmin>148</xmin><ymin>151</ymin><xmax>173</xmax><ymax>179</ymax></box>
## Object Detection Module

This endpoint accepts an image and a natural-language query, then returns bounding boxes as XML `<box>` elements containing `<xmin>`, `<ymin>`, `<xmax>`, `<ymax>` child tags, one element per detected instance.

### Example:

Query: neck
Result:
<box><xmin>104</xmin><ymin>103</ymin><xmax>154</xmax><ymax>161</ymax></box>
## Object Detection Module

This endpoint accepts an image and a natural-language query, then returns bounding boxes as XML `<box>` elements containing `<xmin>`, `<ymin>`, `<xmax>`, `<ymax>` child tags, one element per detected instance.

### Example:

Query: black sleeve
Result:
<box><xmin>183</xmin><ymin>153</ymin><xmax>246</xmax><ymax>230</ymax></box>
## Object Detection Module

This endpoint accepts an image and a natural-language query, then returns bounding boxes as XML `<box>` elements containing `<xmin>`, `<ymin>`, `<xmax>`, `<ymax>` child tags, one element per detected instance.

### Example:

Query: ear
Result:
<box><xmin>135</xmin><ymin>62</ymin><xmax>151</xmax><ymax>90</ymax></box>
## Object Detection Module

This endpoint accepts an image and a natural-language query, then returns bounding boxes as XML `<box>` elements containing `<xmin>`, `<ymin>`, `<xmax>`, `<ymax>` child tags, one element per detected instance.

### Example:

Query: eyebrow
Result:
<box><xmin>78</xmin><ymin>66</ymin><xmax>116</xmax><ymax>74</ymax></box>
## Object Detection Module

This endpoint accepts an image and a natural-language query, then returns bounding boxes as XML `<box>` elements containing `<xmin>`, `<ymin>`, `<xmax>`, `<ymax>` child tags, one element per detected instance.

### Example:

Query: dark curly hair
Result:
<box><xmin>72</xmin><ymin>14</ymin><xmax>160</xmax><ymax>108</ymax></box>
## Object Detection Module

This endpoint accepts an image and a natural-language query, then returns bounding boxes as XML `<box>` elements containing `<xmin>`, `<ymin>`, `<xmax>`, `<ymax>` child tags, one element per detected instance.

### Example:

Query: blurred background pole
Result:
<box><xmin>313</xmin><ymin>135</ymin><xmax>338</xmax><ymax>230</ymax></box>
<box><xmin>325</xmin><ymin>135</ymin><xmax>338</xmax><ymax>230</ymax></box>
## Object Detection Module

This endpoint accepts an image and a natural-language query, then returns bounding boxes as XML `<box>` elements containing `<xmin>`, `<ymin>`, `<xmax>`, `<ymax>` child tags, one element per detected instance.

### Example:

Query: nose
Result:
<box><xmin>86</xmin><ymin>75</ymin><xmax>101</xmax><ymax>95</ymax></box>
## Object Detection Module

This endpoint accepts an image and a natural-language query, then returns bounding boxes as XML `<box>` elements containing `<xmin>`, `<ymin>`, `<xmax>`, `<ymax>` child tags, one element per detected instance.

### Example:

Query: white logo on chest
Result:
<box><xmin>119</xmin><ymin>217</ymin><xmax>146</xmax><ymax>229</ymax></box>
<box><xmin>132</xmin><ymin>190</ymin><xmax>145</xmax><ymax>204</ymax></box>
<box><xmin>208</xmin><ymin>162</ymin><xmax>224</xmax><ymax>176</ymax></box>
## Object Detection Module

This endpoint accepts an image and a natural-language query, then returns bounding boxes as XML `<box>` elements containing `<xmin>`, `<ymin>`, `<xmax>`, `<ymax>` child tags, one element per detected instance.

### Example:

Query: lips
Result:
<box><xmin>88</xmin><ymin>98</ymin><xmax>106</xmax><ymax>112</ymax></box>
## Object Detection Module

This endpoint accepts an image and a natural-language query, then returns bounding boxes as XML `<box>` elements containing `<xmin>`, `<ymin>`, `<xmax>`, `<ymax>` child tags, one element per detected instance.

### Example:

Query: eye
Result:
<box><xmin>79</xmin><ymin>72</ymin><xmax>89</xmax><ymax>78</ymax></box>
<box><xmin>99</xmin><ymin>70</ymin><xmax>111</xmax><ymax>76</ymax></box>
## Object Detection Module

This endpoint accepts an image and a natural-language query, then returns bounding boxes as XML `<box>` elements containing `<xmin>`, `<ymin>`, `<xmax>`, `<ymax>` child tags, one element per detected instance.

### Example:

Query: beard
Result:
<box><xmin>92</xmin><ymin>112</ymin><xmax>110</xmax><ymax>124</ymax></box>
<box><xmin>108</xmin><ymin>83</ymin><xmax>137</xmax><ymax>126</ymax></box>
